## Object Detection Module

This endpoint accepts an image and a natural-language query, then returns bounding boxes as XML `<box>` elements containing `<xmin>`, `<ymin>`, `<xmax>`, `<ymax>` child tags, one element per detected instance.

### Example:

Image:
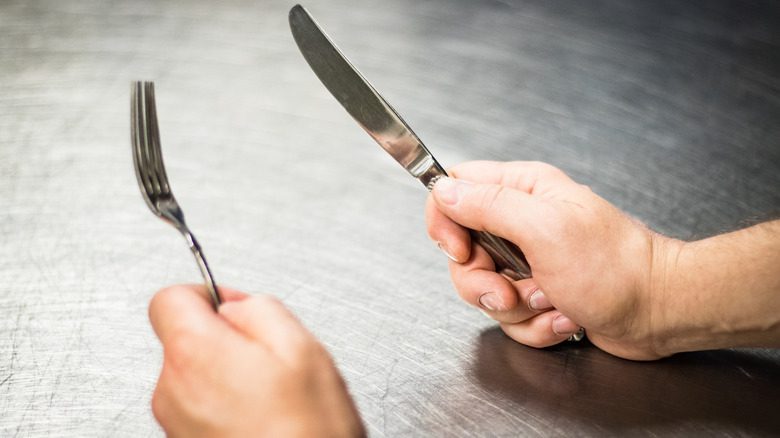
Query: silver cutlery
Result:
<box><xmin>130</xmin><ymin>81</ymin><xmax>222</xmax><ymax>309</ymax></box>
<box><xmin>289</xmin><ymin>5</ymin><xmax>532</xmax><ymax>280</ymax></box>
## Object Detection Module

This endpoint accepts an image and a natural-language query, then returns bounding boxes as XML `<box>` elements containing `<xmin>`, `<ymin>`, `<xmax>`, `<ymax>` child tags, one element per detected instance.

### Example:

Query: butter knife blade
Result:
<box><xmin>289</xmin><ymin>4</ymin><xmax>532</xmax><ymax>280</ymax></box>
<box><xmin>289</xmin><ymin>4</ymin><xmax>444</xmax><ymax>187</ymax></box>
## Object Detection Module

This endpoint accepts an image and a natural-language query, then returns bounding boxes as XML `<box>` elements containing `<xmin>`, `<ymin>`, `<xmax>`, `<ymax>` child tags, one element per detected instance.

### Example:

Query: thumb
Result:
<box><xmin>431</xmin><ymin>177</ymin><xmax>539</xmax><ymax>247</ymax></box>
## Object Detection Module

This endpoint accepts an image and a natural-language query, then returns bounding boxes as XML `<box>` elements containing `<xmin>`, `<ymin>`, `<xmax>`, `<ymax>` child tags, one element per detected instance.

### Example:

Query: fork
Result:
<box><xmin>131</xmin><ymin>81</ymin><xmax>222</xmax><ymax>309</ymax></box>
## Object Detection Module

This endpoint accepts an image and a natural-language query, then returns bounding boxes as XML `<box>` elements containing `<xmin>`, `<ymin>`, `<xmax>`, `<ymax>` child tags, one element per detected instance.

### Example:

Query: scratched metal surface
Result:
<box><xmin>1</xmin><ymin>0</ymin><xmax>779</xmax><ymax>436</ymax></box>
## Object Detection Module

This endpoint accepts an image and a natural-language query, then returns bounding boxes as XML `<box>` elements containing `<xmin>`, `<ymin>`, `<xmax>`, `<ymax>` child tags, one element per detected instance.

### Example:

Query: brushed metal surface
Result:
<box><xmin>1</xmin><ymin>0</ymin><xmax>779</xmax><ymax>436</ymax></box>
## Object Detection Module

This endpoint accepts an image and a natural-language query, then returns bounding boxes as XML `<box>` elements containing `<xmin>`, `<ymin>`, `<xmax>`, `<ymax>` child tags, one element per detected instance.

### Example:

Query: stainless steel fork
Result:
<box><xmin>131</xmin><ymin>81</ymin><xmax>222</xmax><ymax>309</ymax></box>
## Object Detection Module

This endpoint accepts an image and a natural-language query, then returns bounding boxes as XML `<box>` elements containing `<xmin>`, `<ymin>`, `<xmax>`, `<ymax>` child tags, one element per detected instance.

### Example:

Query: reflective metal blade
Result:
<box><xmin>289</xmin><ymin>4</ymin><xmax>532</xmax><ymax>280</ymax></box>
<box><xmin>289</xmin><ymin>4</ymin><xmax>443</xmax><ymax>181</ymax></box>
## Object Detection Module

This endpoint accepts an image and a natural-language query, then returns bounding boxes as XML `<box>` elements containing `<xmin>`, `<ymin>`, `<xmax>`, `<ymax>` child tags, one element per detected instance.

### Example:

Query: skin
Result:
<box><xmin>147</xmin><ymin>159</ymin><xmax>779</xmax><ymax>432</ymax></box>
<box><xmin>149</xmin><ymin>285</ymin><xmax>365</xmax><ymax>437</ymax></box>
<box><xmin>426</xmin><ymin>160</ymin><xmax>780</xmax><ymax>360</ymax></box>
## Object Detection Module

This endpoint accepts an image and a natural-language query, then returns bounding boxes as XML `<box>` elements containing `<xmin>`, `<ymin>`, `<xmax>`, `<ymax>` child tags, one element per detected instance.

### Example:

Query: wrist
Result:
<box><xmin>646</xmin><ymin>233</ymin><xmax>686</xmax><ymax>357</ymax></box>
<box><xmin>647</xmin><ymin>222</ymin><xmax>780</xmax><ymax>356</ymax></box>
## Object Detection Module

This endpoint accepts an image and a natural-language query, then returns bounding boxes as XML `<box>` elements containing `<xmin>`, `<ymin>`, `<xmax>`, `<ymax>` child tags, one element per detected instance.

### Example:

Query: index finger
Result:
<box><xmin>149</xmin><ymin>284</ymin><xmax>234</xmax><ymax>346</ymax></box>
<box><xmin>450</xmin><ymin>161</ymin><xmax>575</xmax><ymax>194</ymax></box>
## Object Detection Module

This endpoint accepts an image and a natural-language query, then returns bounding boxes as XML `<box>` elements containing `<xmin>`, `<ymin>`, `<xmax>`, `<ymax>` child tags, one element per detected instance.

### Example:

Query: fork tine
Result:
<box><xmin>139</xmin><ymin>83</ymin><xmax>159</xmax><ymax>197</ymax></box>
<box><xmin>131</xmin><ymin>82</ymin><xmax>155</xmax><ymax>202</ymax></box>
<box><xmin>143</xmin><ymin>82</ymin><xmax>171</xmax><ymax>197</ymax></box>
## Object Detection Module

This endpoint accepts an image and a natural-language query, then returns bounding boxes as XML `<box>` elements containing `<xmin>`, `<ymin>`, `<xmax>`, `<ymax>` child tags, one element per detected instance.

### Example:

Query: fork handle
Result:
<box><xmin>419</xmin><ymin>164</ymin><xmax>532</xmax><ymax>281</ymax></box>
<box><xmin>181</xmin><ymin>229</ymin><xmax>222</xmax><ymax>309</ymax></box>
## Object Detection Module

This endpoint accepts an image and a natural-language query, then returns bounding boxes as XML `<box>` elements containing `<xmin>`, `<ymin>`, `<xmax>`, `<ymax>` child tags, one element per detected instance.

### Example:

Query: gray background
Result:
<box><xmin>1</xmin><ymin>0</ymin><xmax>779</xmax><ymax>436</ymax></box>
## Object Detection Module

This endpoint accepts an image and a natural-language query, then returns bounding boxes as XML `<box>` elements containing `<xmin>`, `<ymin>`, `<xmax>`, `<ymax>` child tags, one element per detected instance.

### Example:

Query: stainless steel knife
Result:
<box><xmin>289</xmin><ymin>4</ymin><xmax>532</xmax><ymax>280</ymax></box>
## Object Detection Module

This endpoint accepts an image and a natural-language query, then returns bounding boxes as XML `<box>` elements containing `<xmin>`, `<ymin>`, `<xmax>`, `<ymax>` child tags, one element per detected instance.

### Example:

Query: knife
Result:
<box><xmin>289</xmin><ymin>4</ymin><xmax>532</xmax><ymax>280</ymax></box>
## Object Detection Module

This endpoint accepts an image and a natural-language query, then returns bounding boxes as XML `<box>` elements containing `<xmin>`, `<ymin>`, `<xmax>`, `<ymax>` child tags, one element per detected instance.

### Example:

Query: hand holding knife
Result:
<box><xmin>289</xmin><ymin>4</ymin><xmax>532</xmax><ymax>280</ymax></box>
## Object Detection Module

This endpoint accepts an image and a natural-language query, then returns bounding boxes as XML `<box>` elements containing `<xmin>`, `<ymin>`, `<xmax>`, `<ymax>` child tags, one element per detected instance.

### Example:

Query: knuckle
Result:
<box><xmin>449</xmin><ymin>267</ymin><xmax>472</xmax><ymax>299</ymax></box>
<box><xmin>150</xmin><ymin>387</ymin><xmax>169</xmax><ymax>424</ymax></box>
<box><xmin>149</xmin><ymin>285</ymin><xmax>192</xmax><ymax>316</ymax></box>
<box><xmin>454</xmin><ymin>285</ymin><xmax>477</xmax><ymax>307</ymax></box>
<box><xmin>425</xmin><ymin>210</ymin><xmax>441</xmax><ymax>238</ymax></box>
<box><xmin>452</xmin><ymin>276</ymin><xmax>481</xmax><ymax>308</ymax></box>
<box><xmin>524</xmin><ymin>335</ymin><xmax>553</xmax><ymax>349</ymax></box>
<box><xmin>164</xmin><ymin>329</ymin><xmax>203</xmax><ymax>369</ymax></box>
<box><xmin>530</xmin><ymin>161</ymin><xmax>568</xmax><ymax>181</ymax></box>
<box><xmin>501</xmin><ymin>324</ymin><xmax>550</xmax><ymax>349</ymax></box>
<box><xmin>149</xmin><ymin>287</ymin><xmax>174</xmax><ymax>316</ymax></box>
<box><xmin>243</xmin><ymin>294</ymin><xmax>285</xmax><ymax>319</ymax></box>
<box><xmin>253</xmin><ymin>293</ymin><xmax>283</xmax><ymax>309</ymax></box>
<box><xmin>288</xmin><ymin>336</ymin><xmax>328</xmax><ymax>370</ymax></box>
<box><xmin>477</xmin><ymin>184</ymin><xmax>507</xmax><ymax>214</ymax></box>
<box><xmin>448</xmin><ymin>161</ymin><xmax>473</xmax><ymax>176</ymax></box>
<box><xmin>530</xmin><ymin>160</ymin><xmax>558</xmax><ymax>174</ymax></box>
<box><xmin>426</xmin><ymin>222</ymin><xmax>437</xmax><ymax>239</ymax></box>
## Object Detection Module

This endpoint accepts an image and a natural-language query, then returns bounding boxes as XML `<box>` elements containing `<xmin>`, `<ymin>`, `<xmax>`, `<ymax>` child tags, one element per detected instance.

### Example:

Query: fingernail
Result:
<box><xmin>433</xmin><ymin>177</ymin><xmax>459</xmax><ymax>205</ymax></box>
<box><xmin>529</xmin><ymin>289</ymin><xmax>552</xmax><ymax>310</ymax></box>
<box><xmin>478</xmin><ymin>292</ymin><xmax>503</xmax><ymax>311</ymax></box>
<box><xmin>437</xmin><ymin>241</ymin><xmax>459</xmax><ymax>262</ymax></box>
<box><xmin>552</xmin><ymin>314</ymin><xmax>579</xmax><ymax>336</ymax></box>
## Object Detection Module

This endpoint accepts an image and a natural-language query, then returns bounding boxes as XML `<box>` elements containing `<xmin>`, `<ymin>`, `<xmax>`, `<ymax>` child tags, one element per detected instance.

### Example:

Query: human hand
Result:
<box><xmin>149</xmin><ymin>285</ymin><xmax>365</xmax><ymax>437</ymax></box>
<box><xmin>426</xmin><ymin>161</ymin><xmax>679</xmax><ymax>360</ymax></box>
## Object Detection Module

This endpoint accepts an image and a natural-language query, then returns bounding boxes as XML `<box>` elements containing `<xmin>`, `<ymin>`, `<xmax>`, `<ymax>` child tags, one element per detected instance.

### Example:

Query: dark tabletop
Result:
<box><xmin>1</xmin><ymin>0</ymin><xmax>778</xmax><ymax>436</ymax></box>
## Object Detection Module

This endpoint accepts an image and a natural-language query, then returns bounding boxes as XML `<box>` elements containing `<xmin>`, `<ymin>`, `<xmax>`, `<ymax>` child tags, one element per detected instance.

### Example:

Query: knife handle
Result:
<box><xmin>420</xmin><ymin>165</ymin><xmax>533</xmax><ymax>281</ymax></box>
<box><xmin>471</xmin><ymin>230</ymin><xmax>532</xmax><ymax>280</ymax></box>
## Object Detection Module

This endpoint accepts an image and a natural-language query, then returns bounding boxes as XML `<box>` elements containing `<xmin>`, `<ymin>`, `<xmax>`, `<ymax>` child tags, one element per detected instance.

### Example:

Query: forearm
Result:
<box><xmin>654</xmin><ymin>220</ymin><xmax>780</xmax><ymax>355</ymax></box>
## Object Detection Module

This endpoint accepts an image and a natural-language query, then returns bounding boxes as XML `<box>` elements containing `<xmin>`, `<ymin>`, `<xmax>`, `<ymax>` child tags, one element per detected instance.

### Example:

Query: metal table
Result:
<box><xmin>1</xmin><ymin>0</ymin><xmax>778</xmax><ymax>436</ymax></box>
